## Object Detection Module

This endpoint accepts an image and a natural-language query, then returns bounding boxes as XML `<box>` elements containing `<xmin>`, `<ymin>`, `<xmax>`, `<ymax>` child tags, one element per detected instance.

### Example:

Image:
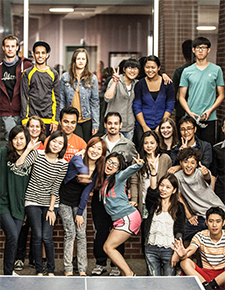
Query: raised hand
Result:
<box><xmin>112</xmin><ymin>67</ymin><xmax>120</xmax><ymax>83</ymax></box>
<box><xmin>149</xmin><ymin>152</ymin><xmax>159</xmax><ymax>171</ymax></box>
<box><xmin>27</xmin><ymin>139</ymin><xmax>41</xmax><ymax>152</ymax></box>
<box><xmin>171</xmin><ymin>238</ymin><xmax>192</xmax><ymax>259</ymax></box>
<box><xmin>199</xmin><ymin>161</ymin><xmax>210</xmax><ymax>180</ymax></box>
<box><xmin>133</xmin><ymin>153</ymin><xmax>144</xmax><ymax>165</ymax></box>
<box><xmin>180</xmin><ymin>137</ymin><xmax>188</xmax><ymax>150</ymax></box>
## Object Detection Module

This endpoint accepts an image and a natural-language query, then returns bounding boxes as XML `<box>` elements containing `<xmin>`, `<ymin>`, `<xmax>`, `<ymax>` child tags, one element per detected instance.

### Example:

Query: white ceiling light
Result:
<box><xmin>196</xmin><ymin>26</ymin><xmax>216</xmax><ymax>31</ymax></box>
<box><xmin>49</xmin><ymin>8</ymin><xmax>74</xmax><ymax>13</ymax></box>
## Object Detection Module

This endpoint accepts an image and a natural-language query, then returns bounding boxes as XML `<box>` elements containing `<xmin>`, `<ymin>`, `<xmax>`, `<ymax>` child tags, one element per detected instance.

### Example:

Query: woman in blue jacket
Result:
<box><xmin>60</xmin><ymin>48</ymin><xmax>99</xmax><ymax>142</ymax></box>
<box><xmin>133</xmin><ymin>55</ymin><xmax>175</xmax><ymax>148</ymax></box>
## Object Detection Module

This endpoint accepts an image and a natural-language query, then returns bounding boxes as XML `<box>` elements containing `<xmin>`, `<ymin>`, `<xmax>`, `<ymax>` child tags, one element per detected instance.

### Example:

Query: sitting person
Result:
<box><xmin>175</xmin><ymin>147</ymin><xmax>225</xmax><ymax>242</ymax></box>
<box><xmin>172</xmin><ymin>206</ymin><xmax>225</xmax><ymax>290</ymax></box>
<box><xmin>211</xmin><ymin>117</ymin><xmax>225</xmax><ymax>204</ymax></box>
<box><xmin>169</xmin><ymin>115</ymin><xmax>212</xmax><ymax>174</ymax></box>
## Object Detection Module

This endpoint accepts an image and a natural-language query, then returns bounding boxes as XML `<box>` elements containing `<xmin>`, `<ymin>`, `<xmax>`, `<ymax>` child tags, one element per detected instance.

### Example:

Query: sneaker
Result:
<box><xmin>42</xmin><ymin>260</ymin><xmax>48</xmax><ymax>276</ymax></box>
<box><xmin>91</xmin><ymin>265</ymin><xmax>107</xmax><ymax>276</ymax></box>
<box><xmin>73</xmin><ymin>257</ymin><xmax>78</xmax><ymax>273</ymax></box>
<box><xmin>12</xmin><ymin>271</ymin><xmax>19</xmax><ymax>276</ymax></box>
<box><xmin>14</xmin><ymin>260</ymin><xmax>24</xmax><ymax>271</ymax></box>
<box><xmin>109</xmin><ymin>266</ymin><xmax>121</xmax><ymax>276</ymax></box>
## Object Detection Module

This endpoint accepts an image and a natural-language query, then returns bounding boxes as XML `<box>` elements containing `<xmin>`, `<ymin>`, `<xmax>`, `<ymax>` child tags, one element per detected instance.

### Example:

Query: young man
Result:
<box><xmin>175</xmin><ymin>147</ymin><xmax>225</xmax><ymax>242</ymax></box>
<box><xmin>20</xmin><ymin>41</ymin><xmax>60</xmax><ymax>136</ymax></box>
<box><xmin>44</xmin><ymin>106</ymin><xmax>86</xmax><ymax>162</ymax></box>
<box><xmin>173</xmin><ymin>207</ymin><xmax>225</xmax><ymax>290</ymax></box>
<box><xmin>179</xmin><ymin>37</ymin><xmax>224</xmax><ymax>145</ymax></box>
<box><xmin>169</xmin><ymin>115</ymin><xmax>212</xmax><ymax>174</ymax></box>
<box><xmin>211</xmin><ymin>117</ymin><xmax>225</xmax><ymax>204</ymax></box>
<box><xmin>0</xmin><ymin>35</ymin><xmax>32</xmax><ymax>141</ymax></box>
<box><xmin>104</xmin><ymin>59</ymin><xmax>140</xmax><ymax>141</ymax></box>
<box><xmin>91</xmin><ymin>112</ymin><xmax>137</xmax><ymax>276</ymax></box>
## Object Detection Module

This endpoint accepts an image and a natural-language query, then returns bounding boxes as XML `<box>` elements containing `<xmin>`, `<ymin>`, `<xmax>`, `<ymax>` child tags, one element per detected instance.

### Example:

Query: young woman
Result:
<box><xmin>60</xmin><ymin>48</ymin><xmax>99</xmax><ymax>142</ymax></box>
<box><xmin>104</xmin><ymin>59</ymin><xmax>140</xmax><ymax>140</ymax></box>
<box><xmin>14</xmin><ymin>131</ymin><xmax>68</xmax><ymax>276</ymax></box>
<box><xmin>26</xmin><ymin>115</ymin><xmax>46</xmax><ymax>149</ymax></box>
<box><xmin>133</xmin><ymin>55</ymin><xmax>175</xmax><ymax>148</ymax></box>
<box><xmin>101</xmin><ymin>152</ymin><xmax>144</xmax><ymax>276</ymax></box>
<box><xmin>14</xmin><ymin>116</ymin><xmax>47</xmax><ymax>271</ymax></box>
<box><xmin>59</xmin><ymin>137</ymin><xmax>106</xmax><ymax>276</ymax></box>
<box><xmin>158</xmin><ymin>117</ymin><xmax>179</xmax><ymax>155</ymax></box>
<box><xmin>0</xmin><ymin>125</ymin><xmax>30</xmax><ymax>275</ymax></box>
<box><xmin>144</xmin><ymin>157</ymin><xmax>185</xmax><ymax>276</ymax></box>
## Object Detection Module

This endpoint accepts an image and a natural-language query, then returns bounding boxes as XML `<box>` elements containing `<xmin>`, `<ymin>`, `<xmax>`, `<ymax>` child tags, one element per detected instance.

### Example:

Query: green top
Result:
<box><xmin>0</xmin><ymin>147</ymin><xmax>31</xmax><ymax>221</ymax></box>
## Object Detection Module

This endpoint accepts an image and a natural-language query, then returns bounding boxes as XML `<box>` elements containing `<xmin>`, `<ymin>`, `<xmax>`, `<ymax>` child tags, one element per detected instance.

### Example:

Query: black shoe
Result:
<box><xmin>73</xmin><ymin>257</ymin><xmax>78</xmax><ymax>273</ymax></box>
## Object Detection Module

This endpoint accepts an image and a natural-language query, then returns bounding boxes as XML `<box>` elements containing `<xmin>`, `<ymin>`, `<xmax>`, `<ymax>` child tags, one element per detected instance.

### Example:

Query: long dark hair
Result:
<box><xmin>105</xmin><ymin>152</ymin><xmax>126</xmax><ymax>194</ymax></box>
<box><xmin>156</xmin><ymin>173</ymin><xmax>179</xmax><ymax>220</ymax></box>
<box><xmin>138</xmin><ymin>131</ymin><xmax>160</xmax><ymax>178</ymax></box>
<box><xmin>7</xmin><ymin>125</ymin><xmax>30</xmax><ymax>163</ymax></box>
<box><xmin>83</xmin><ymin>137</ymin><xmax>107</xmax><ymax>190</ymax></box>
<box><xmin>158</xmin><ymin>117</ymin><xmax>179</xmax><ymax>150</ymax></box>
<box><xmin>69</xmin><ymin>48</ymin><xmax>93</xmax><ymax>89</ymax></box>
<box><xmin>45</xmin><ymin>131</ymin><xmax>67</xmax><ymax>159</ymax></box>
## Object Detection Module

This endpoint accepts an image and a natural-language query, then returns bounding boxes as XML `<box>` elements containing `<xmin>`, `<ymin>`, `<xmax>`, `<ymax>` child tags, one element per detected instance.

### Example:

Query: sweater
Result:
<box><xmin>100</xmin><ymin>163</ymin><xmax>143</xmax><ymax>221</ymax></box>
<box><xmin>0</xmin><ymin>147</ymin><xmax>30</xmax><ymax>220</ymax></box>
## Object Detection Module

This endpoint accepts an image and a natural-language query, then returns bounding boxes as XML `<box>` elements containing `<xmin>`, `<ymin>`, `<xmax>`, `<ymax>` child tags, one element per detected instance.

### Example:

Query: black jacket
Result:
<box><xmin>144</xmin><ymin>187</ymin><xmax>185</xmax><ymax>246</ymax></box>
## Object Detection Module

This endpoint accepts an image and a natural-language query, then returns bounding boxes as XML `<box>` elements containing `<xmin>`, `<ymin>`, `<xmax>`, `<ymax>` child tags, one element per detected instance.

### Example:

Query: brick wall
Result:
<box><xmin>216</xmin><ymin>0</ymin><xmax>225</xmax><ymax>124</ymax></box>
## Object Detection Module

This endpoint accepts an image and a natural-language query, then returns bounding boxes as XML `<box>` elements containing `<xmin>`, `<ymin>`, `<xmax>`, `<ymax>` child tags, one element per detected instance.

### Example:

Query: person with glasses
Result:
<box><xmin>169</xmin><ymin>116</ymin><xmax>212</xmax><ymax>174</ymax></box>
<box><xmin>104</xmin><ymin>59</ymin><xmax>140</xmax><ymax>141</ymax></box>
<box><xmin>179</xmin><ymin>37</ymin><xmax>224</xmax><ymax>146</ymax></box>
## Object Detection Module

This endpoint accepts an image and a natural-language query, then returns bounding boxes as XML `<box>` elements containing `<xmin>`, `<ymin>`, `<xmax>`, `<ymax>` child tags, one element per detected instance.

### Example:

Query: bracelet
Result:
<box><xmin>151</xmin><ymin>173</ymin><xmax>157</xmax><ymax>177</ymax></box>
<box><xmin>48</xmin><ymin>209</ymin><xmax>54</xmax><ymax>213</ymax></box>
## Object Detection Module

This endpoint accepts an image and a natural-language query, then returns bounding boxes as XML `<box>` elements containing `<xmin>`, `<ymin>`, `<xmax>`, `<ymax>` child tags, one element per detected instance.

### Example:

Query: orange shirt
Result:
<box><xmin>44</xmin><ymin>133</ymin><xmax>86</xmax><ymax>162</ymax></box>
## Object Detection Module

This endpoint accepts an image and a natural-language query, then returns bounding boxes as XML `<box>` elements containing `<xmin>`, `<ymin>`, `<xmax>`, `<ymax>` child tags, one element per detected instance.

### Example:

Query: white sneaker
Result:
<box><xmin>91</xmin><ymin>265</ymin><xmax>107</xmax><ymax>276</ymax></box>
<box><xmin>109</xmin><ymin>266</ymin><xmax>121</xmax><ymax>276</ymax></box>
<box><xmin>14</xmin><ymin>260</ymin><xmax>24</xmax><ymax>271</ymax></box>
<box><xmin>12</xmin><ymin>271</ymin><xmax>19</xmax><ymax>276</ymax></box>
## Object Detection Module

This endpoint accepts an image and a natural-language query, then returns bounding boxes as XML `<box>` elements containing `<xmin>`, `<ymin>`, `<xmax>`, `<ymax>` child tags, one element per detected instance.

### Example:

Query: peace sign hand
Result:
<box><xmin>149</xmin><ymin>152</ymin><xmax>159</xmax><ymax>171</ymax></box>
<box><xmin>133</xmin><ymin>153</ymin><xmax>144</xmax><ymax>166</ymax></box>
<box><xmin>180</xmin><ymin>137</ymin><xmax>188</xmax><ymax>151</ymax></box>
<box><xmin>112</xmin><ymin>67</ymin><xmax>120</xmax><ymax>83</ymax></box>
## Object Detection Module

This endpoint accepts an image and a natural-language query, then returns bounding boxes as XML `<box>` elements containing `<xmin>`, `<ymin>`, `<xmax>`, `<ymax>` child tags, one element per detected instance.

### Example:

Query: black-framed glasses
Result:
<box><xmin>106</xmin><ymin>159</ymin><xmax>119</xmax><ymax>169</ymax></box>
<box><xmin>195</xmin><ymin>46</ymin><xmax>208</xmax><ymax>51</ymax></box>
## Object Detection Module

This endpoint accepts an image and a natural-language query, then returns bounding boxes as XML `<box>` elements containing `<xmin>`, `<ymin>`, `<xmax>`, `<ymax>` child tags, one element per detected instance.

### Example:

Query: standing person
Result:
<box><xmin>0</xmin><ymin>35</ymin><xmax>32</xmax><ymax>141</ymax></box>
<box><xmin>0</xmin><ymin>125</ymin><xmax>31</xmax><ymax>275</ymax></box>
<box><xmin>60</xmin><ymin>48</ymin><xmax>99</xmax><ymax>142</ymax></box>
<box><xmin>130</xmin><ymin>131</ymin><xmax>172</xmax><ymax>251</ymax></box>
<box><xmin>59</xmin><ymin>137</ymin><xmax>106</xmax><ymax>276</ymax></box>
<box><xmin>104</xmin><ymin>59</ymin><xmax>140</xmax><ymax>140</ymax></box>
<box><xmin>179</xmin><ymin>36</ymin><xmax>224</xmax><ymax>145</ymax></box>
<box><xmin>144</xmin><ymin>159</ymin><xmax>185</xmax><ymax>276</ymax></box>
<box><xmin>102</xmin><ymin>153</ymin><xmax>144</xmax><ymax>276</ymax></box>
<box><xmin>91</xmin><ymin>112</ymin><xmax>137</xmax><ymax>276</ymax></box>
<box><xmin>158</xmin><ymin>117</ymin><xmax>179</xmax><ymax>155</ymax></box>
<box><xmin>172</xmin><ymin>39</ymin><xmax>194</xmax><ymax>126</ymax></box>
<box><xmin>173</xmin><ymin>207</ymin><xmax>225</xmax><ymax>290</ymax></box>
<box><xmin>20</xmin><ymin>41</ymin><xmax>60</xmax><ymax>137</ymax></box>
<box><xmin>133</xmin><ymin>55</ymin><xmax>175</xmax><ymax>148</ymax></box>
<box><xmin>14</xmin><ymin>131</ymin><xmax>68</xmax><ymax>276</ymax></box>
<box><xmin>14</xmin><ymin>116</ymin><xmax>46</xmax><ymax>271</ymax></box>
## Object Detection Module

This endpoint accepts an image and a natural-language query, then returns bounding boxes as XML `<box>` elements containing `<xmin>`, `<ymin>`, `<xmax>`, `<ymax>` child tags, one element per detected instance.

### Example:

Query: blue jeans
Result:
<box><xmin>0</xmin><ymin>213</ymin><xmax>22</xmax><ymax>275</ymax></box>
<box><xmin>25</xmin><ymin>206</ymin><xmax>57</xmax><ymax>274</ymax></box>
<box><xmin>145</xmin><ymin>244</ymin><xmax>175</xmax><ymax>276</ymax></box>
<box><xmin>121</xmin><ymin>130</ymin><xmax>134</xmax><ymax>141</ymax></box>
<box><xmin>184</xmin><ymin>216</ymin><xmax>207</xmax><ymax>241</ymax></box>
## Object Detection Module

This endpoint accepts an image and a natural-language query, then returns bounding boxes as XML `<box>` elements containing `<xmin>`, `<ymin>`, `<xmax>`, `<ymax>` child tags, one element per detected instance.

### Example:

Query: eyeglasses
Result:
<box><xmin>106</xmin><ymin>159</ymin><xmax>119</xmax><ymax>169</ymax></box>
<box><xmin>127</xmin><ymin>67</ymin><xmax>139</xmax><ymax>71</ymax></box>
<box><xmin>195</xmin><ymin>46</ymin><xmax>208</xmax><ymax>51</ymax></box>
<box><xmin>180</xmin><ymin>127</ymin><xmax>194</xmax><ymax>132</ymax></box>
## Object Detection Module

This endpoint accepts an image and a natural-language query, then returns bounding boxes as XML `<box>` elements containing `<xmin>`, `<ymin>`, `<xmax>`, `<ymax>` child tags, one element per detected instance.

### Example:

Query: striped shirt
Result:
<box><xmin>15</xmin><ymin>150</ymin><xmax>68</xmax><ymax>207</ymax></box>
<box><xmin>191</xmin><ymin>229</ymin><xmax>225</xmax><ymax>270</ymax></box>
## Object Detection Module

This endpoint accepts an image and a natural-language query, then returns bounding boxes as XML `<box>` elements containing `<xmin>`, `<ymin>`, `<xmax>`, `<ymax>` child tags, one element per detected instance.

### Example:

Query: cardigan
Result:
<box><xmin>144</xmin><ymin>187</ymin><xmax>185</xmax><ymax>246</ymax></box>
<box><xmin>133</xmin><ymin>78</ymin><xmax>175</xmax><ymax>129</ymax></box>
<box><xmin>130</xmin><ymin>153</ymin><xmax>172</xmax><ymax>215</ymax></box>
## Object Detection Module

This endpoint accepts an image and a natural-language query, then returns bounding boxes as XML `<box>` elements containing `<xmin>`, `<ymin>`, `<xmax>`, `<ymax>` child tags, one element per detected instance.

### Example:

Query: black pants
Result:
<box><xmin>74</xmin><ymin>119</ymin><xmax>92</xmax><ymax>143</ymax></box>
<box><xmin>196</xmin><ymin>120</ymin><xmax>215</xmax><ymax>146</ymax></box>
<box><xmin>91</xmin><ymin>190</ymin><xmax>124</xmax><ymax>267</ymax></box>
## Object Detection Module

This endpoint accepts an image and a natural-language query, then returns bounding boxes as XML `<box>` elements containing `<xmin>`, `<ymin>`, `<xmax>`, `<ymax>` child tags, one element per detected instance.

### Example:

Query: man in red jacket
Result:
<box><xmin>0</xmin><ymin>35</ymin><xmax>32</xmax><ymax>141</ymax></box>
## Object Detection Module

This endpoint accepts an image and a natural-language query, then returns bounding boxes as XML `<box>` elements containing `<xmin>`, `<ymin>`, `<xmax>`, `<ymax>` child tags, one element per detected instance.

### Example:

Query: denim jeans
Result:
<box><xmin>0</xmin><ymin>213</ymin><xmax>23</xmax><ymax>275</ymax></box>
<box><xmin>25</xmin><ymin>205</ymin><xmax>57</xmax><ymax>274</ymax></box>
<box><xmin>59</xmin><ymin>204</ymin><xmax>87</xmax><ymax>273</ymax></box>
<box><xmin>121</xmin><ymin>130</ymin><xmax>134</xmax><ymax>141</ymax></box>
<box><xmin>145</xmin><ymin>244</ymin><xmax>175</xmax><ymax>276</ymax></box>
<box><xmin>184</xmin><ymin>216</ymin><xmax>207</xmax><ymax>241</ymax></box>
